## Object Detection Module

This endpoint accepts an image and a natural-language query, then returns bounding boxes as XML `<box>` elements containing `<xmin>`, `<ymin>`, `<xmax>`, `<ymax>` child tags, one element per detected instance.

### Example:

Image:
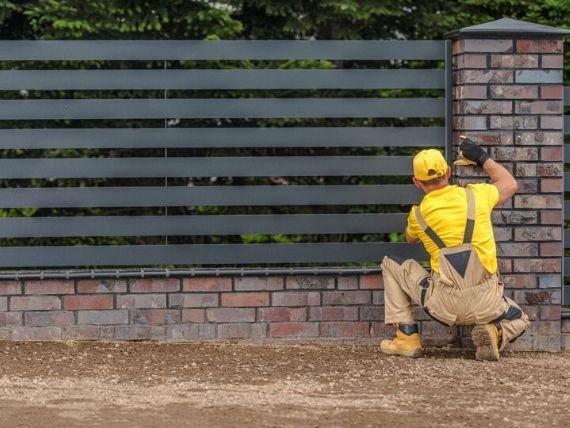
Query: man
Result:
<box><xmin>380</xmin><ymin>138</ymin><xmax>529</xmax><ymax>361</ymax></box>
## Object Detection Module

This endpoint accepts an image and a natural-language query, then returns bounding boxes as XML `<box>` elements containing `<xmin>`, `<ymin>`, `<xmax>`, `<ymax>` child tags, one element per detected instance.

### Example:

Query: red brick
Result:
<box><xmin>462</xmin><ymin>39</ymin><xmax>513</xmax><ymax>53</ymax></box>
<box><xmin>455</xmin><ymin>100</ymin><xmax>512</xmax><ymax>114</ymax></box>
<box><xmin>515</xmin><ymin>100</ymin><xmax>562</xmax><ymax>114</ymax></box>
<box><xmin>541</xmin><ymin>55</ymin><xmax>563</xmax><ymax>68</ymax></box>
<box><xmin>540</xmin><ymin>116</ymin><xmax>563</xmax><ymax>129</ymax></box>
<box><xmin>183</xmin><ymin>277</ymin><xmax>231</xmax><ymax>292</ymax></box>
<box><xmin>372</xmin><ymin>291</ymin><xmax>384</xmax><ymax>305</ymax></box>
<box><xmin>25</xmin><ymin>311</ymin><xmax>75</xmax><ymax>327</ymax></box>
<box><xmin>320</xmin><ymin>322</ymin><xmax>370</xmax><ymax>337</ymax></box>
<box><xmin>77</xmin><ymin>279</ymin><xmax>127</xmax><ymax>293</ymax></box>
<box><xmin>497</xmin><ymin>243</ymin><xmax>537</xmax><ymax>257</ymax></box>
<box><xmin>0</xmin><ymin>281</ymin><xmax>21</xmax><ymax>295</ymax></box>
<box><xmin>513</xmin><ymin>258</ymin><xmax>560</xmax><ymax>273</ymax></box>
<box><xmin>118</xmin><ymin>294</ymin><xmax>166</xmax><ymax>309</ymax></box>
<box><xmin>490</xmin><ymin>54</ymin><xmax>539</xmax><ymax>68</ymax></box>
<box><xmin>493</xmin><ymin>210</ymin><xmax>537</xmax><ymax>225</ymax></box>
<box><xmin>166</xmin><ymin>324</ymin><xmax>216</xmax><ymax>340</ymax></box>
<box><xmin>24</xmin><ymin>280</ymin><xmax>74</xmax><ymax>295</ymax></box>
<box><xmin>493</xmin><ymin>227</ymin><xmax>512</xmax><ymax>242</ymax></box>
<box><xmin>453</xmin><ymin>116</ymin><xmax>487</xmax><ymax>130</ymax></box>
<box><xmin>453</xmin><ymin>131</ymin><xmax>513</xmax><ymax>145</ymax></box>
<box><xmin>77</xmin><ymin>310</ymin><xmax>128</xmax><ymax>325</ymax></box>
<box><xmin>500</xmin><ymin>274</ymin><xmax>537</xmax><ymax>289</ymax></box>
<box><xmin>309</xmin><ymin>306</ymin><xmax>358</xmax><ymax>321</ymax></box>
<box><xmin>490</xmin><ymin>85</ymin><xmax>538</xmax><ymax>99</ymax></box>
<box><xmin>10</xmin><ymin>296</ymin><xmax>60</xmax><ymax>311</ymax></box>
<box><xmin>359</xmin><ymin>306</ymin><xmax>384</xmax><ymax>321</ymax></box>
<box><xmin>456</xmin><ymin>54</ymin><xmax>487</xmax><ymax>68</ymax></box>
<box><xmin>131</xmin><ymin>309</ymin><xmax>180</xmax><ymax>325</ymax></box>
<box><xmin>514</xmin><ymin>290</ymin><xmax>549</xmax><ymax>305</ymax></box>
<box><xmin>170</xmin><ymin>293</ymin><xmax>218</xmax><ymax>308</ymax></box>
<box><xmin>115</xmin><ymin>326</ymin><xmax>163</xmax><ymax>341</ymax></box>
<box><xmin>540</xmin><ymin>242</ymin><xmax>562</xmax><ymax>257</ymax></box>
<box><xmin>269</xmin><ymin>322</ymin><xmax>319</xmax><ymax>337</ymax></box>
<box><xmin>258</xmin><ymin>307</ymin><xmax>306</xmax><ymax>322</ymax></box>
<box><xmin>11</xmin><ymin>327</ymin><xmax>61</xmax><ymax>341</ymax></box>
<box><xmin>454</xmin><ymin>85</ymin><xmax>487</xmax><ymax>99</ymax></box>
<box><xmin>322</xmin><ymin>291</ymin><xmax>371</xmax><ymax>306</ymax></box>
<box><xmin>131</xmin><ymin>279</ymin><xmax>180</xmax><ymax>293</ymax></box>
<box><xmin>497</xmin><ymin>259</ymin><xmax>512</xmax><ymax>273</ymax></box>
<box><xmin>515</xmin><ymin>132</ymin><xmax>562</xmax><ymax>146</ymax></box>
<box><xmin>271</xmin><ymin>291</ymin><xmax>320</xmax><ymax>307</ymax></box>
<box><xmin>520</xmin><ymin>305</ymin><xmax>538</xmax><ymax>321</ymax></box>
<box><xmin>360</xmin><ymin>275</ymin><xmax>383</xmax><ymax>289</ymax></box>
<box><xmin>516</xmin><ymin>40</ymin><xmax>563</xmax><ymax>53</ymax></box>
<box><xmin>286</xmin><ymin>276</ymin><xmax>333</xmax><ymax>290</ymax></box>
<box><xmin>536</xmin><ymin>164</ymin><xmax>562</xmax><ymax>177</ymax></box>
<box><xmin>0</xmin><ymin>312</ymin><xmax>23</xmax><ymax>326</ymax></box>
<box><xmin>514</xmin><ymin>179</ymin><xmax>537</xmax><ymax>194</ymax></box>
<box><xmin>218</xmin><ymin>324</ymin><xmax>266</xmax><ymax>339</ymax></box>
<box><xmin>181</xmin><ymin>309</ymin><xmax>205</xmax><ymax>323</ymax></box>
<box><xmin>515</xmin><ymin>195</ymin><xmax>561</xmax><ymax>209</ymax></box>
<box><xmin>540</xmin><ymin>211</ymin><xmax>562</xmax><ymax>224</ymax></box>
<box><xmin>206</xmin><ymin>308</ymin><xmax>255</xmax><ymax>322</ymax></box>
<box><xmin>221</xmin><ymin>292</ymin><xmax>269</xmax><ymax>307</ymax></box>
<box><xmin>489</xmin><ymin>116</ymin><xmax>514</xmax><ymax>129</ymax></box>
<box><xmin>492</xmin><ymin>147</ymin><xmax>537</xmax><ymax>161</ymax></box>
<box><xmin>514</xmin><ymin>227</ymin><xmax>561</xmax><ymax>241</ymax></box>
<box><xmin>456</xmin><ymin>69</ymin><xmax>513</xmax><ymax>84</ymax></box>
<box><xmin>539</xmin><ymin>305</ymin><xmax>561</xmax><ymax>320</ymax></box>
<box><xmin>541</xmin><ymin>178</ymin><xmax>562</xmax><ymax>193</ymax></box>
<box><xmin>337</xmin><ymin>277</ymin><xmax>358</xmax><ymax>290</ymax></box>
<box><xmin>236</xmin><ymin>277</ymin><xmax>283</xmax><ymax>291</ymax></box>
<box><xmin>541</xmin><ymin>147</ymin><xmax>563</xmax><ymax>162</ymax></box>
<box><xmin>540</xmin><ymin>85</ymin><xmax>563</xmax><ymax>99</ymax></box>
<box><xmin>62</xmin><ymin>325</ymin><xmax>106</xmax><ymax>340</ymax></box>
<box><xmin>64</xmin><ymin>295</ymin><xmax>113</xmax><ymax>310</ymax></box>
<box><xmin>370</xmin><ymin>323</ymin><xmax>396</xmax><ymax>338</ymax></box>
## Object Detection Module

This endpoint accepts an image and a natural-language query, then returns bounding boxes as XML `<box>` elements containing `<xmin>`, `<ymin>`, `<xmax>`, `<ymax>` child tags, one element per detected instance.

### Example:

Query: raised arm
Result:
<box><xmin>457</xmin><ymin>137</ymin><xmax>518</xmax><ymax>205</ymax></box>
<box><xmin>482</xmin><ymin>158</ymin><xmax>518</xmax><ymax>205</ymax></box>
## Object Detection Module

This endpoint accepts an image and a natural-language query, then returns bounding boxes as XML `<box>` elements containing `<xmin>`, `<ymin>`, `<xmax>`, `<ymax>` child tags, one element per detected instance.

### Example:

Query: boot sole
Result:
<box><xmin>380</xmin><ymin>345</ymin><xmax>423</xmax><ymax>358</ymax></box>
<box><xmin>472</xmin><ymin>325</ymin><xmax>499</xmax><ymax>361</ymax></box>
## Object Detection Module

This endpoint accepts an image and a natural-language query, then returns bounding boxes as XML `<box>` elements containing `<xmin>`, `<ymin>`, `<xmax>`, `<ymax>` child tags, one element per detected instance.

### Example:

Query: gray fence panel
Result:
<box><xmin>0</xmin><ymin>127</ymin><xmax>445</xmax><ymax>149</ymax></box>
<box><xmin>0</xmin><ymin>242</ymin><xmax>428</xmax><ymax>267</ymax></box>
<box><xmin>0</xmin><ymin>185</ymin><xmax>423</xmax><ymax>208</ymax></box>
<box><xmin>0</xmin><ymin>156</ymin><xmax>413</xmax><ymax>179</ymax></box>
<box><xmin>0</xmin><ymin>40</ymin><xmax>446</xmax><ymax>61</ymax></box>
<box><xmin>0</xmin><ymin>98</ymin><xmax>445</xmax><ymax>120</ymax></box>
<box><xmin>0</xmin><ymin>69</ymin><xmax>445</xmax><ymax>90</ymax></box>
<box><xmin>0</xmin><ymin>213</ymin><xmax>408</xmax><ymax>238</ymax></box>
<box><xmin>565</xmin><ymin>115</ymin><xmax>569</xmax><ymax>130</ymax></box>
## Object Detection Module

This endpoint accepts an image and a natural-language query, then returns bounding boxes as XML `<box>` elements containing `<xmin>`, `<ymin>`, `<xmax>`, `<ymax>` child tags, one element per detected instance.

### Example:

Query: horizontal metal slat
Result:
<box><xmin>0</xmin><ymin>127</ymin><xmax>445</xmax><ymax>149</ymax></box>
<box><xmin>0</xmin><ymin>185</ymin><xmax>423</xmax><ymax>208</ymax></box>
<box><xmin>0</xmin><ymin>40</ymin><xmax>446</xmax><ymax>61</ymax></box>
<box><xmin>0</xmin><ymin>69</ymin><xmax>445</xmax><ymax>90</ymax></box>
<box><xmin>0</xmin><ymin>213</ymin><xmax>408</xmax><ymax>238</ymax></box>
<box><xmin>0</xmin><ymin>243</ymin><xmax>428</xmax><ymax>267</ymax></box>
<box><xmin>0</xmin><ymin>98</ymin><xmax>445</xmax><ymax>120</ymax></box>
<box><xmin>0</xmin><ymin>156</ymin><xmax>413</xmax><ymax>178</ymax></box>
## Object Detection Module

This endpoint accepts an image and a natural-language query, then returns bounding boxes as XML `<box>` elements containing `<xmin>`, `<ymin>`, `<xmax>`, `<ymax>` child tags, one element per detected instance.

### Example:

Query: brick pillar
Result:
<box><xmin>448</xmin><ymin>18</ymin><xmax>570</xmax><ymax>351</ymax></box>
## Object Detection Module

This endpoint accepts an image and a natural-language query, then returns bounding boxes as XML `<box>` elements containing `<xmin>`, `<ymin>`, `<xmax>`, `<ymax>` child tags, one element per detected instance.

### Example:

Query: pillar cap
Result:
<box><xmin>445</xmin><ymin>17</ymin><xmax>570</xmax><ymax>39</ymax></box>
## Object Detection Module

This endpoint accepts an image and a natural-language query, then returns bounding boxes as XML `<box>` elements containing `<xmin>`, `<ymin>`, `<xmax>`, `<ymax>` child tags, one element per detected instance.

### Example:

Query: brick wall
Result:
<box><xmin>452</xmin><ymin>36</ymin><xmax>565</xmax><ymax>351</ymax></box>
<box><xmin>0</xmin><ymin>276</ymin><xmax>460</xmax><ymax>345</ymax></box>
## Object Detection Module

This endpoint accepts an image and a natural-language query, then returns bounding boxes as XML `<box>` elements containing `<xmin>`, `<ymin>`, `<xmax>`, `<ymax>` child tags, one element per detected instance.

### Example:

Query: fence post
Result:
<box><xmin>447</xmin><ymin>18</ymin><xmax>569</xmax><ymax>351</ymax></box>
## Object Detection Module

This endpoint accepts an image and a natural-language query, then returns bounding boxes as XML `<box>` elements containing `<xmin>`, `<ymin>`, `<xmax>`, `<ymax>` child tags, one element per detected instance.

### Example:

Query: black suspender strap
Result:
<box><xmin>414</xmin><ymin>206</ymin><xmax>446</xmax><ymax>249</ymax></box>
<box><xmin>463</xmin><ymin>188</ymin><xmax>475</xmax><ymax>244</ymax></box>
<box><xmin>413</xmin><ymin>187</ymin><xmax>477</xmax><ymax>248</ymax></box>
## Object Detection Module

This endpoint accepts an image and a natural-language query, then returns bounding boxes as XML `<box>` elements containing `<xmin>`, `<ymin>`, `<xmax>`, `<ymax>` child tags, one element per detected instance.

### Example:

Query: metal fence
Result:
<box><xmin>0</xmin><ymin>40</ymin><xmax>448</xmax><ymax>271</ymax></box>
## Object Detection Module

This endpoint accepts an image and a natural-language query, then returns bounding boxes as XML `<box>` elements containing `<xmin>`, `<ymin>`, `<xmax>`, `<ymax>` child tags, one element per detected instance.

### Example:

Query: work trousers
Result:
<box><xmin>381</xmin><ymin>256</ymin><xmax>529</xmax><ymax>350</ymax></box>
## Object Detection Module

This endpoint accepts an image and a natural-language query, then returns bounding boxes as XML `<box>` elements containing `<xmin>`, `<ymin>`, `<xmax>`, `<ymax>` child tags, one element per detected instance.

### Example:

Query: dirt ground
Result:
<box><xmin>0</xmin><ymin>342</ymin><xmax>569</xmax><ymax>427</ymax></box>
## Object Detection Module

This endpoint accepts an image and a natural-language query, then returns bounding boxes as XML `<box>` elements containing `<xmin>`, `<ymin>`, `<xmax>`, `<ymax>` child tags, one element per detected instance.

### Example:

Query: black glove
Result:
<box><xmin>458</xmin><ymin>137</ymin><xmax>490</xmax><ymax>167</ymax></box>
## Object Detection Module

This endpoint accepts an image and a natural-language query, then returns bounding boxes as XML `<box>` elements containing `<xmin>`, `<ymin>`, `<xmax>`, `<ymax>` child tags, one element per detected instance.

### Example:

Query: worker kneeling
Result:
<box><xmin>380</xmin><ymin>138</ymin><xmax>529</xmax><ymax>361</ymax></box>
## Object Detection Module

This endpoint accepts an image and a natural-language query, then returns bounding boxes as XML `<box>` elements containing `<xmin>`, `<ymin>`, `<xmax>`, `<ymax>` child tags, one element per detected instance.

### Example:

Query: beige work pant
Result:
<box><xmin>381</xmin><ymin>256</ymin><xmax>529</xmax><ymax>350</ymax></box>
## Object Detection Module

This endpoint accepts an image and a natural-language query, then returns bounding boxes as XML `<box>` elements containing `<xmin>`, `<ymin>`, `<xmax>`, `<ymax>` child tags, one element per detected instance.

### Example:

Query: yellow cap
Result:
<box><xmin>413</xmin><ymin>149</ymin><xmax>448</xmax><ymax>181</ymax></box>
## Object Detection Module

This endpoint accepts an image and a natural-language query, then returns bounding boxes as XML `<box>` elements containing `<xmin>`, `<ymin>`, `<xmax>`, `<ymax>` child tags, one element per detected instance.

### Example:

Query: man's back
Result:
<box><xmin>406</xmin><ymin>183</ymin><xmax>499</xmax><ymax>274</ymax></box>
